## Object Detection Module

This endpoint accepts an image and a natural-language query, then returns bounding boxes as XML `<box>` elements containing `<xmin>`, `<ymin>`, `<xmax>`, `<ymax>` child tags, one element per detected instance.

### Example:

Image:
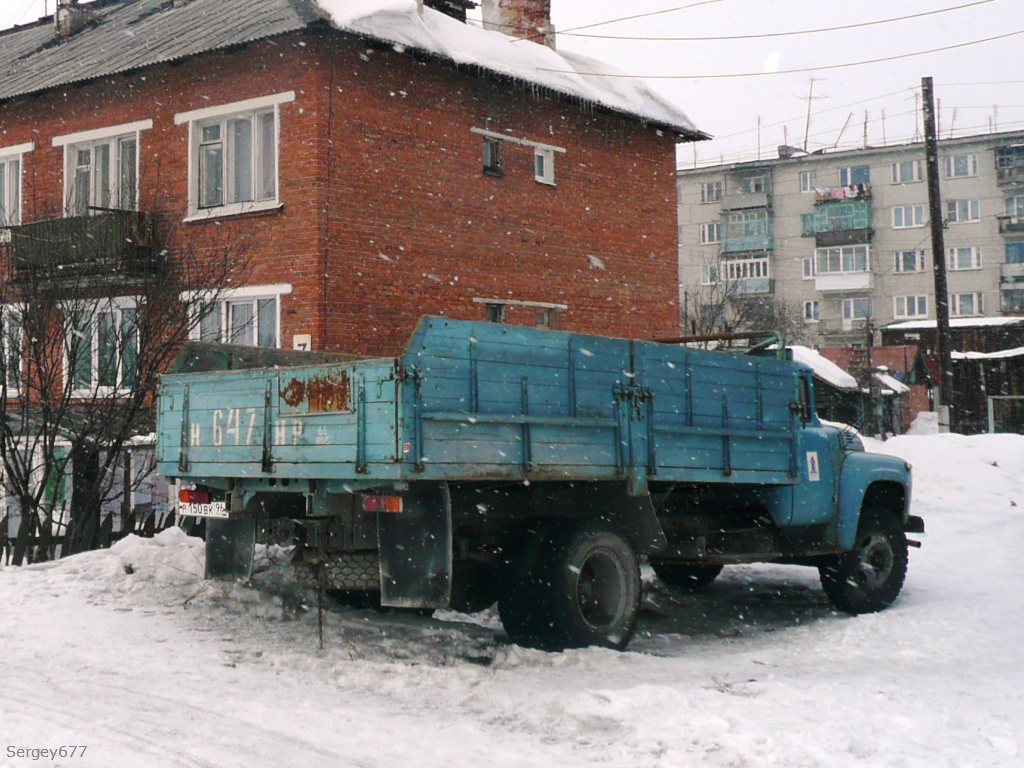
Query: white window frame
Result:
<box><xmin>947</xmin><ymin>246</ymin><xmax>982</xmax><ymax>271</ymax></box>
<box><xmin>1005</xmin><ymin>195</ymin><xmax>1024</xmax><ymax>219</ymax></box>
<box><xmin>64</xmin><ymin>296</ymin><xmax>140</xmax><ymax>396</ymax></box>
<box><xmin>803</xmin><ymin>300</ymin><xmax>820</xmax><ymax>322</ymax></box>
<box><xmin>0</xmin><ymin>142</ymin><xmax>32</xmax><ymax>229</ymax></box>
<box><xmin>842</xmin><ymin>297</ymin><xmax>872</xmax><ymax>320</ymax></box>
<box><xmin>945</xmin><ymin>153</ymin><xmax>978</xmax><ymax>178</ymax></box>
<box><xmin>185</xmin><ymin>283</ymin><xmax>292</xmax><ymax>348</ymax></box>
<box><xmin>799</xmin><ymin>170</ymin><xmax>815</xmax><ymax>193</ymax></box>
<box><xmin>701</xmin><ymin>263</ymin><xmax>720</xmax><ymax>285</ymax></box>
<box><xmin>533</xmin><ymin>147</ymin><xmax>555</xmax><ymax>185</ymax></box>
<box><xmin>1</xmin><ymin>304</ymin><xmax>24</xmax><ymax>396</ymax></box>
<box><xmin>802</xmin><ymin>257</ymin><xmax>815</xmax><ymax>279</ymax></box>
<box><xmin>892</xmin><ymin>204</ymin><xmax>926</xmax><ymax>229</ymax></box>
<box><xmin>815</xmin><ymin>244</ymin><xmax>870</xmax><ymax>275</ymax></box>
<box><xmin>176</xmin><ymin>92</ymin><xmax>294</xmax><ymax>221</ymax></box>
<box><xmin>54</xmin><ymin>121</ymin><xmax>150</xmax><ymax>217</ymax></box>
<box><xmin>893</xmin><ymin>295</ymin><xmax>928</xmax><ymax>320</ymax></box>
<box><xmin>946</xmin><ymin>198</ymin><xmax>980</xmax><ymax>224</ymax></box>
<box><xmin>950</xmin><ymin>292</ymin><xmax>984</xmax><ymax>317</ymax></box>
<box><xmin>699</xmin><ymin>222</ymin><xmax>720</xmax><ymax>244</ymax></box>
<box><xmin>894</xmin><ymin>249</ymin><xmax>926</xmax><ymax>273</ymax></box>
<box><xmin>721</xmin><ymin>256</ymin><xmax>769</xmax><ymax>281</ymax></box>
<box><xmin>700</xmin><ymin>180</ymin><xmax>722</xmax><ymax>203</ymax></box>
<box><xmin>891</xmin><ymin>160</ymin><xmax>923</xmax><ymax>184</ymax></box>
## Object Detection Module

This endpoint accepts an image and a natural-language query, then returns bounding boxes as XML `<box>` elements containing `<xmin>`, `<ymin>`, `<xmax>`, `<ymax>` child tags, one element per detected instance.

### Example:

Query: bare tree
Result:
<box><xmin>0</xmin><ymin>211</ymin><xmax>253</xmax><ymax>564</ymax></box>
<box><xmin>680</xmin><ymin>276</ymin><xmax>810</xmax><ymax>348</ymax></box>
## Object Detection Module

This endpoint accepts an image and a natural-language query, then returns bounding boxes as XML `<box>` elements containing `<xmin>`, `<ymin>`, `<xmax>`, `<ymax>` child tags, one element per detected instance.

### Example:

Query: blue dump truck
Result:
<box><xmin>156</xmin><ymin>316</ymin><xmax>923</xmax><ymax>651</ymax></box>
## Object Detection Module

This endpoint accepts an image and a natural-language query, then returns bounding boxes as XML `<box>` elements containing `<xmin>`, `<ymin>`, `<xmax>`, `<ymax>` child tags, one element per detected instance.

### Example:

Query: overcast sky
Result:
<box><xmin>3</xmin><ymin>1</ymin><xmax>1021</xmax><ymax>167</ymax></box>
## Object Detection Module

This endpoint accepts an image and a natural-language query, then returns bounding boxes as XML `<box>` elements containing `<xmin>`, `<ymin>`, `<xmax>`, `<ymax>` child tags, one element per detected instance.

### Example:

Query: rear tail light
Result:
<box><xmin>361</xmin><ymin>495</ymin><xmax>403</xmax><ymax>513</ymax></box>
<box><xmin>179</xmin><ymin>488</ymin><xmax>211</xmax><ymax>504</ymax></box>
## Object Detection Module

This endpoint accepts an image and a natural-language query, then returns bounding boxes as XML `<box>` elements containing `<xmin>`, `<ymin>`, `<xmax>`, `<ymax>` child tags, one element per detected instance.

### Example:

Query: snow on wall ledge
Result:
<box><xmin>314</xmin><ymin>0</ymin><xmax>703</xmax><ymax>137</ymax></box>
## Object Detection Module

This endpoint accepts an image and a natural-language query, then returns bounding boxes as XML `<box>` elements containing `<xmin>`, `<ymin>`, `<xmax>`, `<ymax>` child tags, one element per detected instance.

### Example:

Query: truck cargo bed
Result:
<box><xmin>157</xmin><ymin>317</ymin><xmax>801</xmax><ymax>487</ymax></box>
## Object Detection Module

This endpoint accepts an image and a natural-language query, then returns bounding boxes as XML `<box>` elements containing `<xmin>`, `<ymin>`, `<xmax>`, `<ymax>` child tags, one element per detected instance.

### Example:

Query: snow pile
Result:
<box><xmin>2</xmin><ymin>434</ymin><xmax>1023</xmax><ymax>767</ymax></box>
<box><xmin>908</xmin><ymin>410</ymin><xmax>939</xmax><ymax>434</ymax></box>
<box><xmin>314</xmin><ymin>0</ymin><xmax>699</xmax><ymax>134</ymax></box>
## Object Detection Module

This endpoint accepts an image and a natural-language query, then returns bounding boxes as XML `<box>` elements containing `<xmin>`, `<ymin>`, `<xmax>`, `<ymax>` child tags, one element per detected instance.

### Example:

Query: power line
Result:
<box><xmin>561</xmin><ymin>0</ymin><xmax>998</xmax><ymax>42</ymax></box>
<box><xmin>542</xmin><ymin>28</ymin><xmax>1024</xmax><ymax>80</ymax></box>
<box><xmin>553</xmin><ymin>0</ymin><xmax>728</xmax><ymax>36</ymax></box>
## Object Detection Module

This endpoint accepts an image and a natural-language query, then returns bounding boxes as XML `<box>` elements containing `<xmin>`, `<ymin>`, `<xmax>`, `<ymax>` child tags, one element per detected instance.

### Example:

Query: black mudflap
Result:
<box><xmin>205</xmin><ymin>515</ymin><xmax>256</xmax><ymax>581</ymax></box>
<box><xmin>377</xmin><ymin>481</ymin><xmax>452</xmax><ymax>609</ymax></box>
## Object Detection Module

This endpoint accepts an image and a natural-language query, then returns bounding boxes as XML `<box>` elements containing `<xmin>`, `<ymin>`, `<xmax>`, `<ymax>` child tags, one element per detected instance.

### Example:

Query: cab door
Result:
<box><xmin>791</xmin><ymin>373</ymin><xmax>839</xmax><ymax>526</ymax></box>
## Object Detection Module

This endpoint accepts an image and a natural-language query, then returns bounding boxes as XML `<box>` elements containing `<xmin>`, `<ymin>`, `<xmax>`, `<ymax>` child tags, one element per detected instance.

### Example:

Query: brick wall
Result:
<box><xmin>0</xmin><ymin>29</ymin><xmax>682</xmax><ymax>358</ymax></box>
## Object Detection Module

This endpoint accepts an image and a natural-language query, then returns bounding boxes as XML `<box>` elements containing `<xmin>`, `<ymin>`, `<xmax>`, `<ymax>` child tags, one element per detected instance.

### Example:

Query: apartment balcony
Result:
<box><xmin>7</xmin><ymin>210</ymin><xmax>158</xmax><ymax>284</ymax></box>
<box><xmin>722</xmin><ymin>277</ymin><xmax>774</xmax><ymax>296</ymax></box>
<box><xmin>814</xmin><ymin>183</ymin><xmax>871</xmax><ymax>204</ymax></box>
<box><xmin>815</xmin><ymin>228</ymin><xmax>873</xmax><ymax>248</ymax></box>
<box><xmin>720</xmin><ymin>190</ymin><xmax>770</xmax><ymax>211</ymax></box>
<box><xmin>996</xmin><ymin>166</ymin><xmax>1024</xmax><ymax>186</ymax></box>
<box><xmin>815</xmin><ymin>271</ymin><xmax>874</xmax><ymax>293</ymax></box>
<box><xmin>720</xmin><ymin>233</ymin><xmax>773</xmax><ymax>254</ymax></box>
<box><xmin>997</xmin><ymin>215</ymin><xmax>1024</xmax><ymax>234</ymax></box>
<box><xmin>1001</xmin><ymin>262</ymin><xmax>1024</xmax><ymax>285</ymax></box>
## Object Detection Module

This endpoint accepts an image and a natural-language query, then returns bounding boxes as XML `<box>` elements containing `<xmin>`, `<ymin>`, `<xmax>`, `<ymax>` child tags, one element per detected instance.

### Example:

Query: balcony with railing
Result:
<box><xmin>6</xmin><ymin>209</ymin><xmax>158</xmax><ymax>284</ymax></box>
<box><xmin>720</xmin><ymin>170</ymin><xmax>773</xmax><ymax>211</ymax></box>
<box><xmin>995</xmin><ymin>146</ymin><xmax>1024</xmax><ymax>186</ymax></box>
<box><xmin>720</xmin><ymin>211</ymin><xmax>773</xmax><ymax>254</ymax></box>
<box><xmin>997</xmin><ymin>215</ymin><xmax>1024</xmax><ymax>234</ymax></box>
<box><xmin>802</xmin><ymin>197</ymin><xmax>873</xmax><ymax>248</ymax></box>
<box><xmin>1001</xmin><ymin>261</ymin><xmax>1024</xmax><ymax>284</ymax></box>
<box><xmin>719</xmin><ymin>256</ymin><xmax>773</xmax><ymax>295</ymax></box>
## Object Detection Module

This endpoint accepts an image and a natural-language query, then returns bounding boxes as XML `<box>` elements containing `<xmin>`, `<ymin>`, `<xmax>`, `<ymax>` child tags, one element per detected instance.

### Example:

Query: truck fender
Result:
<box><xmin>836</xmin><ymin>452</ymin><xmax>913</xmax><ymax>550</ymax></box>
<box><xmin>593</xmin><ymin>483</ymin><xmax>668</xmax><ymax>556</ymax></box>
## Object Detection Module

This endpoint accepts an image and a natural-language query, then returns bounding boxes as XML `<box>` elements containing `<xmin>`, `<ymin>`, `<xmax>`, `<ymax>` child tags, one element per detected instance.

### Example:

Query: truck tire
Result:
<box><xmin>819</xmin><ymin>511</ymin><xmax>908</xmax><ymax>614</ymax></box>
<box><xmin>498</xmin><ymin>521</ymin><xmax>641</xmax><ymax>651</ymax></box>
<box><xmin>650</xmin><ymin>560</ymin><xmax>723</xmax><ymax>590</ymax></box>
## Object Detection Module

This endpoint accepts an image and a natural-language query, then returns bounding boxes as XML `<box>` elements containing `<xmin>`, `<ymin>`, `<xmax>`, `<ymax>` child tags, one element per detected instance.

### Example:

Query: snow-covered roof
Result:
<box><xmin>874</xmin><ymin>371</ymin><xmax>910</xmax><ymax>395</ymax></box>
<box><xmin>316</xmin><ymin>0</ymin><xmax>704</xmax><ymax>138</ymax></box>
<box><xmin>952</xmin><ymin>345</ymin><xmax>1024</xmax><ymax>360</ymax></box>
<box><xmin>885</xmin><ymin>317</ymin><xmax>1024</xmax><ymax>331</ymax></box>
<box><xmin>789</xmin><ymin>345</ymin><xmax>858</xmax><ymax>389</ymax></box>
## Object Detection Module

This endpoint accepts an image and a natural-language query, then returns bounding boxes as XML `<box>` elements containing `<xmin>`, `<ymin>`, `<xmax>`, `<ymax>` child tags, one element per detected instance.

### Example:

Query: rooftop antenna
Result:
<box><xmin>948</xmin><ymin>108</ymin><xmax>958</xmax><ymax>139</ymax></box>
<box><xmin>757</xmin><ymin>116</ymin><xmax>762</xmax><ymax>160</ymax></box>
<box><xmin>881</xmin><ymin>109</ymin><xmax>887</xmax><ymax>146</ymax></box>
<box><xmin>832</xmin><ymin>112</ymin><xmax>853</xmax><ymax>150</ymax></box>
<box><xmin>862</xmin><ymin>110</ymin><xmax>869</xmax><ymax>148</ymax></box>
<box><xmin>800</xmin><ymin>77</ymin><xmax>827</xmax><ymax>152</ymax></box>
<box><xmin>993</xmin><ymin>104</ymin><xmax>999</xmax><ymax>133</ymax></box>
<box><xmin>910</xmin><ymin>92</ymin><xmax>922</xmax><ymax>142</ymax></box>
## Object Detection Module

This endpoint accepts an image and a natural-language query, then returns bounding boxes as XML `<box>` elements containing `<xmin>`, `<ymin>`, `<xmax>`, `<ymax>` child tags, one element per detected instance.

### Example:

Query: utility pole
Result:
<box><xmin>922</xmin><ymin>76</ymin><xmax>953</xmax><ymax>432</ymax></box>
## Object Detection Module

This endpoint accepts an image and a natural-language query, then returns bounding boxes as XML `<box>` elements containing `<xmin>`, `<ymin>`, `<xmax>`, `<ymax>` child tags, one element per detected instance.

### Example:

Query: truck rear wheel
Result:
<box><xmin>819</xmin><ymin>511</ymin><xmax>908</xmax><ymax>614</ymax></box>
<box><xmin>498</xmin><ymin>521</ymin><xmax>641</xmax><ymax>651</ymax></box>
<box><xmin>650</xmin><ymin>560</ymin><xmax>723</xmax><ymax>590</ymax></box>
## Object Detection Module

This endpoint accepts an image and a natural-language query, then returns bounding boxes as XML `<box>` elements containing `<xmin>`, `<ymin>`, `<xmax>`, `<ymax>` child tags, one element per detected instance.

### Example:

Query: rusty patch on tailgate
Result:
<box><xmin>281</xmin><ymin>378</ymin><xmax>306</xmax><ymax>407</ymax></box>
<box><xmin>281</xmin><ymin>369</ymin><xmax>351</xmax><ymax>413</ymax></box>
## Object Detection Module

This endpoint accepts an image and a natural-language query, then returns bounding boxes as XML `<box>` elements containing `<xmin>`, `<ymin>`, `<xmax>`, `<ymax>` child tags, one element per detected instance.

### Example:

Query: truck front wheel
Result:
<box><xmin>499</xmin><ymin>521</ymin><xmax>641</xmax><ymax>651</ymax></box>
<box><xmin>819</xmin><ymin>511</ymin><xmax>908</xmax><ymax>614</ymax></box>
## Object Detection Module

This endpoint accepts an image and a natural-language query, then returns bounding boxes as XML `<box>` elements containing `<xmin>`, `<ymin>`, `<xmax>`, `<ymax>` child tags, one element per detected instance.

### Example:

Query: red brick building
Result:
<box><xmin>0</xmin><ymin>0</ymin><xmax>705</xmax><ymax>358</ymax></box>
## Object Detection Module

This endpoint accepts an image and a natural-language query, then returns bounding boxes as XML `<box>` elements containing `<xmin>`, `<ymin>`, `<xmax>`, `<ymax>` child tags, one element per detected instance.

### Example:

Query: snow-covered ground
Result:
<box><xmin>2</xmin><ymin>433</ymin><xmax>1022</xmax><ymax>767</ymax></box>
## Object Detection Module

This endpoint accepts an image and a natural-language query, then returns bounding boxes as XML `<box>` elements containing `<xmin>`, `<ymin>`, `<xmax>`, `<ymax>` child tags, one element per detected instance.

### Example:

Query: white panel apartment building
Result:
<box><xmin>677</xmin><ymin>130</ymin><xmax>1024</xmax><ymax>346</ymax></box>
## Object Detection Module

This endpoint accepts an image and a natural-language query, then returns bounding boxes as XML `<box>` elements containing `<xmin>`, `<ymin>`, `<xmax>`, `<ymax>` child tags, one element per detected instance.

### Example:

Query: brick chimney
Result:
<box><xmin>481</xmin><ymin>0</ymin><xmax>555</xmax><ymax>48</ymax></box>
<box><xmin>55</xmin><ymin>0</ymin><xmax>89</xmax><ymax>38</ymax></box>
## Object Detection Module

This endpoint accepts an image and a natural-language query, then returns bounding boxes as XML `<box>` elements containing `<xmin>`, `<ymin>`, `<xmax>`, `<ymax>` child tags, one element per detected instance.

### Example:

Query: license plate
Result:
<box><xmin>179</xmin><ymin>501</ymin><xmax>229</xmax><ymax>519</ymax></box>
